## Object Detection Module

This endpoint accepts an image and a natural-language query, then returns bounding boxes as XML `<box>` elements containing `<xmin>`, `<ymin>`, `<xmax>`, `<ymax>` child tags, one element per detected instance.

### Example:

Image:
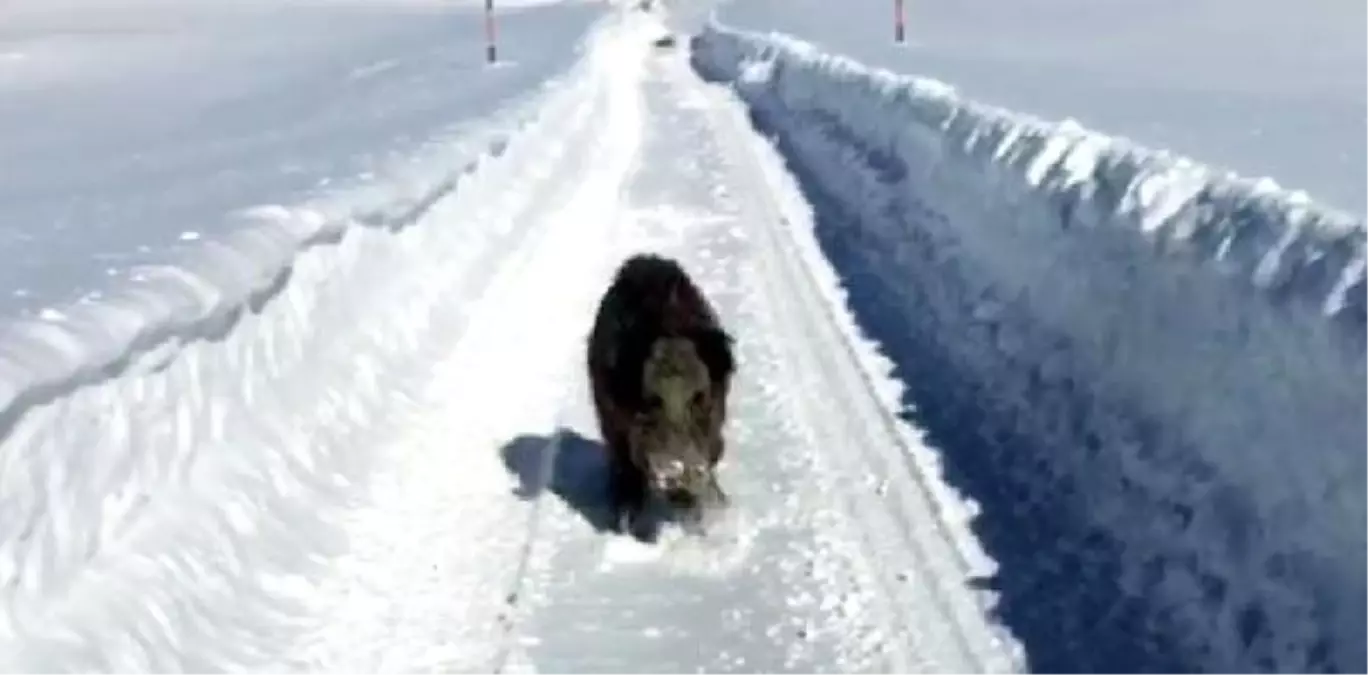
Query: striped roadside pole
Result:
<box><xmin>485</xmin><ymin>0</ymin><xmax>498</xmax><ymax>63</ymax></box>
<box><xmin>894</xmin><ymin>0</ymin><xmax>906</xmax><ymax>43</ymax></box>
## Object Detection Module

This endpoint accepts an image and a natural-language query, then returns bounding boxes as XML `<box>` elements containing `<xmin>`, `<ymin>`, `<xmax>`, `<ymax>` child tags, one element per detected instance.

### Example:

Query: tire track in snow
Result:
<box><xmin>280</xmin><ymin>6</ymin><xmax>1023</xmax><ymax>672</ymax></box>
<box><xmin>489</xmin><ymin>29</ymin><xmax>1017</xmax><ymax>673</ymax></box>
<box><xmin>683</xmin><ymin>34</ymin><xmax>1025</xmax><ymax>674</ymax></box>
<box><xmin>451</xmin><ymin>35</ymin><xmax>888</xmax><ymax>673</ymax></box>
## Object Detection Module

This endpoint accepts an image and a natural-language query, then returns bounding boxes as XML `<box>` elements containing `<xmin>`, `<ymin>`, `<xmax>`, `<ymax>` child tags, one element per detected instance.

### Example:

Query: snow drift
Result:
<box><xmin>713</xmin><ymin>0</ymin><xmax>1367</xmax><ymax>218</ymax></box>
<box><xmin>0</xmin><ymin>0</ymin><xmax>601</xmax><ymax>317</ymax></box>
<box><xmin>0</xmin><ymin>10</ymin><xmax>625</xmax><ymax>670</ymax></box>
<box><xmin>692</xmin><ymin>19</ymin><xmax>1365</xmax><ymax>674</ymax></box>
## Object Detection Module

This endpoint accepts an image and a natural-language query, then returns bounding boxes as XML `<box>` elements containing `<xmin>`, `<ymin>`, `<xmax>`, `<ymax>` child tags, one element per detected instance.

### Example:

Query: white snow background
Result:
<box><xmin>0</xmin><ymin>0</ymin><xmax>607</xmax><ymax>669</ymax></box>
<box><xmin>693</xmin><ymin>0</ymin><xmax>1364</xmax><ymax>671</ymax></box>
<box><xmin>0</xmin><ymin>0</ymin><xmax>1362</xmax><ymax>671</ymax></box>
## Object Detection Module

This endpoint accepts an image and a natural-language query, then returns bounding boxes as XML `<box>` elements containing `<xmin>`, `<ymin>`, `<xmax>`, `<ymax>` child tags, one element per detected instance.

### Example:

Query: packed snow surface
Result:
<box><xmin>0</xmin><ymin>0</ymin><xmax>1362</xmax><ymax>671</ymax></box>
<box><xmin>0</xmin><ymin>3</ymin><xmax>1024</xmax><ymax>672</ymax></box>
<box><xmin>693</xmin><ymin>10</ymin><xmax>1365</xmax><ymax>674</ymax></box>
<box><xmin>718</xmin><ymin>0</ymin><xmax>1367</xmax><ymax>217</ymax></box>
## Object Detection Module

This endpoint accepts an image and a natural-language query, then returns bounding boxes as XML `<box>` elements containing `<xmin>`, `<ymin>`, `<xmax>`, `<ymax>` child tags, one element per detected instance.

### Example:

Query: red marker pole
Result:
<box><xmin>485</xmin><ymin>0</ymin><xmax>497</xmax><ymax>64</ymax></box>
<box><xmin>894</xmin><ymin>0</ymin><xmax>906</xmax><ymax>43</ymax></box>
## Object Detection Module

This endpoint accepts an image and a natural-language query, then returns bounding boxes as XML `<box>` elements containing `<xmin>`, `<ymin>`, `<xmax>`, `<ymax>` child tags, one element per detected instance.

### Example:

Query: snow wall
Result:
<box><xmin>692</xmin><ymin>19</ymin><xmax>1366</xmax><ymax>675</ymax></box>
<box><xmin>0</xmin><ymin>10</ymin><xmax>620</xmax><ymax>670</ymax></box>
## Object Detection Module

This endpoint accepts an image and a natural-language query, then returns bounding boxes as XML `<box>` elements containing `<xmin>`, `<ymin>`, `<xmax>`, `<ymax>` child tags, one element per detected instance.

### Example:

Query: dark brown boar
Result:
<box><xmin>586</xmin><ymin>253</ymin><xmax>736</xmax><ymax>539</ymax></box>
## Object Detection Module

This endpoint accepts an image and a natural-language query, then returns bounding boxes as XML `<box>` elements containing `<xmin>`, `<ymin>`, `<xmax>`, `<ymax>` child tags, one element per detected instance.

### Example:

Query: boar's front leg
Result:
<box><xmin>606</xmin><ymin>440</ymin><xmax>651</xmax><ymax>540</ymax></box>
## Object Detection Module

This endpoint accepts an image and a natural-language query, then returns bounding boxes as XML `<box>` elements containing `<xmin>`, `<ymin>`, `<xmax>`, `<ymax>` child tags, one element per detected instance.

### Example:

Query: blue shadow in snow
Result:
<box><xmin>689</xmin><ymin>48</ymin><xmax>1216</xmax><ymax>673</ymax></box>
<box><xmin>501</xmin><ymin>428</ymin><xmax>620</xmax><ymax>534</ymax></box>
<box><xmin>500</xmin><ymin>427</ymin><xmax>716</xmax><ymax>543</ymax></box>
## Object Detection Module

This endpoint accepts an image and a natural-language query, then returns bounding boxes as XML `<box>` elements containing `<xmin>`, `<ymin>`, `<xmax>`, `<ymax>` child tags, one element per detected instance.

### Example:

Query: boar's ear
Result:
<box><xmin>691</xmin><ymin>327</ymin><xmax>735</xmax><ymax>382</ymax></box>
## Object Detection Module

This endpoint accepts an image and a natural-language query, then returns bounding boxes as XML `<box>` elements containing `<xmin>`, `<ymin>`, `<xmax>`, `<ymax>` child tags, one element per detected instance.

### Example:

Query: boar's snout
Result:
<box><xmin>646</xmin><ymin>450</ymin><xmax>708</xmax><ymax>503</ymax></box>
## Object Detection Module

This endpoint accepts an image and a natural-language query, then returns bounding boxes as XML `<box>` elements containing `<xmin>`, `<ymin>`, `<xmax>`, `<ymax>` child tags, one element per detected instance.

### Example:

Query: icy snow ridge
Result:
<box><xmin>693</xmin><ymin>19</ymin><xmax>1365</xmax><ymax>674</ymax></box>
<box><xmin>0</xmin><ymin>11</ymin><xmax>623</xmax><ymax>671</ymax></box>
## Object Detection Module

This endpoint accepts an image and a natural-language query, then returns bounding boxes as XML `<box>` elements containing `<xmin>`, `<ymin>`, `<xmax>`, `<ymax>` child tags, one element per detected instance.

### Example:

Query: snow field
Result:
<box><xmin>0</xmin><ymin>9</ymin><xmax>627</xmax><ymax>670</ymax></box>
<box><xmin>715</xmin><ymin>0</ymin><xmax>1368</xmax><ymax>217</ymax></box>
<box><xmin>688</xmin><ymin>58</ymin><xmax>1023</xmax><ymax>672</ymax></box>
<box><xmin>1</xmin><ymin>0</ymin><xmax>1360</xmax><ymax>671</ymax></box>
<box><xmin>276</xmin><ymin>12</ymin><xmax>652</xmax><ymax>670</ymax></box>
<box><xmin>692</xmin><ymin>17</ymin><xmax>1365</xmax><ymax>673</ymax></box>
<box><xmin>237</xmin><ymin>8</ymin><xmax>1025</xmax><ymax>670</ymax></box>
<box><xmin>0</xmin><ymin>0</ymin><xmax>601</xmax><ymax>317</ymax></box>
<box><xmin>471</xmin><ymin>26</ymin><xmax>1023</xmax><ymax>670</ymax></box>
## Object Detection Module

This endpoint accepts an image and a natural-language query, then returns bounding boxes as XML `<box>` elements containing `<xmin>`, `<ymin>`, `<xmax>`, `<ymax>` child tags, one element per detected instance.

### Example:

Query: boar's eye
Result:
<box><xmin>645</xmin><ymin>393</ymin><xmax>663</xmax><ymax>410</ymax></box>
<box><xmin>690</xmin><ymin>391</ymin><xmax>706</xmax><ymax>408</ymax></box>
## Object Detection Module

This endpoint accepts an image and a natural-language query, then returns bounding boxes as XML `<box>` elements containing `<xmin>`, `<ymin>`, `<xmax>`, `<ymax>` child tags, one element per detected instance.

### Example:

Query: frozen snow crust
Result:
<box><xmin>693</xmin><ymin>19</ymin><xmax>1365</xmax><ymax>674</ymax></box>
<box><xmin>0</xmin><ymin>11</ymin><xmax>619</xmax><ymax>670</ymax></box>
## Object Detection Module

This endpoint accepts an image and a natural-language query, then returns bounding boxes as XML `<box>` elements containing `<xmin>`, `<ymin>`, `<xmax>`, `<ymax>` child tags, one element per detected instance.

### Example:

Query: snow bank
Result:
<box><xmin>0</xmin><ymin>9</ymin><xmax>624</xmax><ymax>670</ymax></box>
<box><xmin>692</xmin><ymin>20</ymin><xmax>1365</xmax><ymax>674</ymax></box>
<box><xmin>715</xmin><ymin>0</ymin><xmax>1367</xmax><ymax>217</ymax></box>
<box><xmin>0</xmin><ymin>0</ymin><xmax>601</xmax><ymax>317</ymax></box>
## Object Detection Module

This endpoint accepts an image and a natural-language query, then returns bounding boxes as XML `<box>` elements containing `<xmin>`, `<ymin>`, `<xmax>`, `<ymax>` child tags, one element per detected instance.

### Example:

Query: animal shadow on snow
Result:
<box><xmin>689</xmin><ymin>57</ymin><xmax>1212</xmax><ymax>672</ymax></box>
<box><xmin>500</xmin><ymin>428</ymin><xmax>620</xmax><ymax>534</ymax></box>
<box><xmin>501</xmin><ymin>428</ymin><xmax>704</xmax><ymax>542</ymax></box>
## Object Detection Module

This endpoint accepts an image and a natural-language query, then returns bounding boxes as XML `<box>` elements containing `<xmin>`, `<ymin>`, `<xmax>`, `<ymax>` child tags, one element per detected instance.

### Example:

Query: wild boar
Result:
<box><xmin>586</xmin><ymin>253</ymin><xmax>736</xmax><ymax>539</ymax></box>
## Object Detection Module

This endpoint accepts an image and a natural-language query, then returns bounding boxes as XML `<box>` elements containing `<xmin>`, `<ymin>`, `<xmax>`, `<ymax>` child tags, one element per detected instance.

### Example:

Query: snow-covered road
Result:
<box><xmin>272</xmin><ymin>9</ymin><xmax>1019</xmax><ymax>672</ymax></box>
<box><xmin>0</xmin><ymin>0</ymin><xmax>1358</xmax><ymax>671</ymax></box>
